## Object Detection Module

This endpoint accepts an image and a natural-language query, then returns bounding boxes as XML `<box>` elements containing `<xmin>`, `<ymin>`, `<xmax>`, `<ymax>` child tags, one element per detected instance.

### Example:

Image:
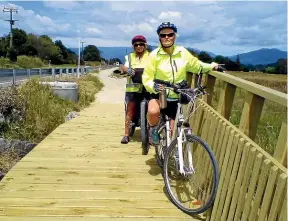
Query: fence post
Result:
<box><xmin>52</xmin><ymin>68</ymin><xmax>55</xmax><ymax>81</ymax></box>
<box><xmin>12</xmin><ymin>69</ymin><xmax>16</xmax><ymax>85</ymax></box>
<box><xmin>39</xmin><ymin>68</ymin><xmax>42</xmax><ymax>80</ymax></box>
<box><xmin>27</xmin><ymin>69</ymin><xmax>31</xmax><ymax>79</ymax></box>
<box><xmin>60</xmin><ymin>68</ymin><xmax>62</xmax><ymax>78</ymax></box>
<box><xmin>66</xmin><ymin>68</ymin><xmax>69</xmax><ymax>77</ymax></box>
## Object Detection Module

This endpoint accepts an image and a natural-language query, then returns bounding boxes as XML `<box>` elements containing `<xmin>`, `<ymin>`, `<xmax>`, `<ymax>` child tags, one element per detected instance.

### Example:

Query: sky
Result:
<box><xmin>0</xmin><ymin>1</ymin><xmax>287</xmax><ymax>56</ymax></box>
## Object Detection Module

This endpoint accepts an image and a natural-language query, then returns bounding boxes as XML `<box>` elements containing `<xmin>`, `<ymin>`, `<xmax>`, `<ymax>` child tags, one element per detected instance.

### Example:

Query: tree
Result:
<box><xmin>55</xmin><ymin>40</ymin><xmax>68</xmax><ymax>61</ymax></box>
<box><xmin>83</xmin><ymin>45</ymin><xmax>101</xmax><ymax>61</ymax></box>
<box><xmin>236</xmin><ymin>54</ymin><xmax>241</xmax><ymax>71</ymax></box>
<box><xmin>198</xmin><ymin>51</ymin><xmax>212</xmax><ymax>63</ymax></box>
<box><xmin>275</xmin><ymin>59</ymin><xmax>287</xmax><ymax>74</ymax></box>
<box><xmin>10</xmin><ymin>28</ymin><xmax>27</xmax><ymax>55</ymax></box>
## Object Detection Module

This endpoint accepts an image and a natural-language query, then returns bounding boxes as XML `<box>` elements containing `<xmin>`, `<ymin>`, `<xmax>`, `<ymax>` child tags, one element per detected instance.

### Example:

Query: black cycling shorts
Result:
<box><xmin>125</xmin><ymin>92</ymin><xmax>144</xmax><ymax>103</ymax></box>
<box><xmin>149</xmin><ymin>94</ymin><xmax>178</xmax><ymax>120</ymax></box>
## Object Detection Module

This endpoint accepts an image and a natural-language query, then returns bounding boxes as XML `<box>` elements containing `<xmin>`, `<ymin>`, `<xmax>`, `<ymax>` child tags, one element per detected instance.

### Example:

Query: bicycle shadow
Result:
<box><xmin>129</xmin><ymin>129</ymin><xmax>142</xmax><ymax>143</ymax></box>
<box><xmin>145</xmin><ymin>155</ymin><xmax>162</xmax><ymax>177</ymax></box>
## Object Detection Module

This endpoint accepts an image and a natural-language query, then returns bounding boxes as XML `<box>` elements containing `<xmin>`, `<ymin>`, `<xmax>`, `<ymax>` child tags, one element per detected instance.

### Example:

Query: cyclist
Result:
<box><xmin>120</xmin><ymin>35</ymin><xmax>150</xmax><ymax>144</ymax></box>
<box><xmin>142</xmin><ymin>22</ymin><xmax>220</xmax><ymax>145</ymax></box>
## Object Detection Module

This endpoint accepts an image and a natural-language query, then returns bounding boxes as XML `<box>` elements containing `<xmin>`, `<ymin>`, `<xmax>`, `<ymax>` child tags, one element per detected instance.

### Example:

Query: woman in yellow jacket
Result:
<box><xmin>142</xmin><ymin>22</ymin><xmax>220</xmax><ymax>145</ymax></box>
<box><xmin>120</xmin><ymin>35</ymin><xmax>150</xmax><ymax>144</ymax></box>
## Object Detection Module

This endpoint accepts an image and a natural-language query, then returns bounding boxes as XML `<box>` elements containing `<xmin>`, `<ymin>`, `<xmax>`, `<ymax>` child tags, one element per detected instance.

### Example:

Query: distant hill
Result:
<box><xmin>229</xmin><ymin>48</ymin><xmax>287</xmax><ymax>65</ymax></box>
<box><xmin>70</xmin><ymin>47</ymin><xmax>286</xmax><ymax>65</ymax></box>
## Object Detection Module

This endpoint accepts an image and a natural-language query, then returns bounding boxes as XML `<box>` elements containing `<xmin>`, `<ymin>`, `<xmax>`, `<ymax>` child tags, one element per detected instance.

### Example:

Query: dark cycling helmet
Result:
<box><xmin>156</xmin><ymin>22</ymin><xmax>177</xmax><ymax>35</ymax></box>
<box><xmin>131</xmin><ymin>35</ymin><xmax>147</xmax><ymax>45</ymax></box>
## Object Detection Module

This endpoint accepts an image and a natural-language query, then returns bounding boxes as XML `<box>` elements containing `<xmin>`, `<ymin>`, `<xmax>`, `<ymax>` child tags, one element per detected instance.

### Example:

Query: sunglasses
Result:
<box><xmin>133</xmin><ymin>43</ymin><xmax>145</xmax><ymax>47</ymax></box>
<box><xmin>159</xmin><ymin>32</ymin><xmax>175</xmax><ymax>38</ymax></box>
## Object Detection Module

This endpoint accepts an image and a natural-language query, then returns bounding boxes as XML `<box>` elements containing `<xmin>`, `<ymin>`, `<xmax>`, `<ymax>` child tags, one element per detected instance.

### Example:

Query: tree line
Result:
<box><xmin>0</xmin><ymin>28</ymin><xmax>118</xmax><ymax>65</ymax></box>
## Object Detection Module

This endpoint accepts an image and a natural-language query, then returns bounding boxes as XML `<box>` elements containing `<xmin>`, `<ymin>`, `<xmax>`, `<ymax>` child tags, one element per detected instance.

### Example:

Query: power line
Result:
<box><xmin>3</xmin><ymin>6</ymin><xmax>18</xmax><ymax>48</ymax></box>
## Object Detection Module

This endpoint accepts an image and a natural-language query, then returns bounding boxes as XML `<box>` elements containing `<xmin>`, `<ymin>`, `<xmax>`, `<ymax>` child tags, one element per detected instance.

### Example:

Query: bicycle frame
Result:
<box><xmin>164</xmin><ymin>100</ymin><xmax>195</xmax><ymax>176</ymax></box>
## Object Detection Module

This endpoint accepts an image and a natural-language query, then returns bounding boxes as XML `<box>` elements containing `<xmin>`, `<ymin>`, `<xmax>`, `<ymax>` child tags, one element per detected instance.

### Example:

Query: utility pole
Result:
<box><xmin>80</xmin><ymin>41</ymin><xmax>85</xmax><ymax>62</ymax></box>
<box><xmin>3</xmin><ymin>6</ymin><xmax>18</xmax><ymax>48</ymax></box>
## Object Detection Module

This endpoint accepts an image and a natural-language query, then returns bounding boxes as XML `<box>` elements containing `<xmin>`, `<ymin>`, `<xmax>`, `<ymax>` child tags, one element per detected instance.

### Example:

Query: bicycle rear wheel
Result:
<box><xmin>140</xmin><ymin>100</ymin><xmax>149</xmax><ymax>155</ymax></box>
<box><xmin>163</xmin><ymin>134</ymin><xmax>219</xmax><ymax>215</ymax></box>
<box><xmin>155</xmin><ymin>124</ymin><xmax>167</xmax><ymax>168</ymax></box>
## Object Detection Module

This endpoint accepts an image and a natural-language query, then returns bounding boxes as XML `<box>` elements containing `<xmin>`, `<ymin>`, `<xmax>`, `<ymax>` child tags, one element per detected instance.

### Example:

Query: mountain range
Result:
<box><xmin>69</xmin><ymin>47</ymin><xmax>287</xmax><ymax>66</ymax></box>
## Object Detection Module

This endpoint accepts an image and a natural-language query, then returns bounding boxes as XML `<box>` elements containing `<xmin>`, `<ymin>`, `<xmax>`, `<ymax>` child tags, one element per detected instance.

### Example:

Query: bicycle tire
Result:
<box><xmin>140</xmin><ymin>100</ymin><xmax>149</xmax><ymax>155</ymax></box>
<box><xmin>155</xmin><ymin>124</ymin><xmax>166</xmax><ymax>168</ymax></box>
<box><xmin>163</xmin><ymin>134</ymin><xmax>219</xmax><ymax>215</ymax></box>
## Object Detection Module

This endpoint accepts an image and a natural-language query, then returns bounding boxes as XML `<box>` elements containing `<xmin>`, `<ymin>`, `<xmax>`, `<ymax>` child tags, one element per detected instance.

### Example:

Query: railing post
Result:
<box><xmin>52</xmin><ymin>68</ymin><xmax>55</xmax><ymax>81</ymax></box>
<box><xmin>60</xmin><ymin>68</ymin><xmax>62</xmax><ymax>78</ymax></box>
<box><xmin>27</xmin><ymin>69</ymin><xmax>31</xmax><ymax>79</ymax></box>
<box><xmin>239</xmin><ymin>92</ymin><xmax>265</xmax><ymax>140</ymax></box>
<box><xmin>66</xmin><ymin>68</ymin><xmax>69</xmax><ymax>77</ymax></box>
<box><xmin>217</xmin><ymin>82</ymin><xmax>237</xmax><ymax>120</ymax></box>
<box><xmin>203</xmin><ymin>74</ymin><xmax>216</xmax><ymax>105</ymax></box>
<box><xmin>12</xmin><ymin>69</ymin><xmax>16</xmax><ymax>85</ymax></box>
<box><xmin>273</xmin><ymin>117</ymin><xmax>287</xmax><ymax>167</ymax></box>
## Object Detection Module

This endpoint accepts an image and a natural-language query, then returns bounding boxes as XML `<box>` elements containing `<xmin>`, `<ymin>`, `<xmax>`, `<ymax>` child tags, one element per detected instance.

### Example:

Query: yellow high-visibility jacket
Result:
<box><xmin>142</xmin><ymin>45</ymin><xmax>213</xmax><ymax>99</ymax></box>
<box><xmin>124</xmin><ymin>51</ymin><xmax>150</xmax><ymax>93</ymax></box>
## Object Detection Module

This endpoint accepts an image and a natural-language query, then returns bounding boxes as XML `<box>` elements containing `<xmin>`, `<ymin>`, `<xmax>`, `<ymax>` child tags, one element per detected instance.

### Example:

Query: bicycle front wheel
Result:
<box><xmin>163</xmin><ymin>134</ymin><xmax>219</xmax><ymax>215</ymax></box>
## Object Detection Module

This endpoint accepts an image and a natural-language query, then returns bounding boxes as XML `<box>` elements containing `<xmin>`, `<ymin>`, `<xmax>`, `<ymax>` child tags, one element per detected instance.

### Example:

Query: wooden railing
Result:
<box><xmin>187</xmin><ymin>71</ymin><xmax>287</xmax><ymax>221</ymax></box>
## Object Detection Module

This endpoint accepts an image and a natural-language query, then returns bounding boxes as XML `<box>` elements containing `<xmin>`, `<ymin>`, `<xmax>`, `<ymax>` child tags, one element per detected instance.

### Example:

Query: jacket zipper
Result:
<box><xmin>168</xmin><ymin>56</ymin><xmax>175</xmax><ymax>98</ymax></box>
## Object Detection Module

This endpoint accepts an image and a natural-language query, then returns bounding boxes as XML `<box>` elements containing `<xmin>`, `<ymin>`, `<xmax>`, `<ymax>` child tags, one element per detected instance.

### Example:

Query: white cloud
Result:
<box><xmin>86</xmin><ymin>27</ymin><xmax>102</xmax><ymax>35</ymax></box>
<box><xmin>158</xmin><ymin>11</ymin><xmax>182</xmax><ymax>20</ymax></box>
<box><xmin>42</xmin><ymin>1</ymin><xmax>81</xmax><ymax>10</ymax></box>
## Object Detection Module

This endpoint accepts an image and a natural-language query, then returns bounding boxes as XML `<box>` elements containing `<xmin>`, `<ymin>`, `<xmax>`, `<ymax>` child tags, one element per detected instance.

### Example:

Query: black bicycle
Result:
<box><xmin>120</xmin><ymin>68</ymin><xmax>150</xmax><ymax>155</ymax></box>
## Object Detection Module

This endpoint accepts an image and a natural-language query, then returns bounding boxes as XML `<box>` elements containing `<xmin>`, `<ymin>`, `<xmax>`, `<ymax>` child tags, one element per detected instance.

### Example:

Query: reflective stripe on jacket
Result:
<box><xmin>142</xmin><ymin>45</ymin><xmax>213</xmax><ymax>99</ymax></box>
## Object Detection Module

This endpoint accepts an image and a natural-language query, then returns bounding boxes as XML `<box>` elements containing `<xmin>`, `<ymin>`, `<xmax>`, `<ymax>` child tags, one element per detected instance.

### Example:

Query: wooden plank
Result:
<box><xmin>278</xmin><ymin>189</ymin><xmax>287</xmax><ymax>221</ymax></box>
<box><xmin>273</xmin><ymin>119</ymin><xmax>287</xmax><ymax>167</ymax></box>
<box><xmin>267</xmin><ymin>173</ymin><xmax>287</xmax><ymax>220</ymax></box>
<box><xmin>0</xmin><ymin>217</ymin><xmax>196</xmax><ymax>221</ymax></box>
<box><xmin>248</xmin><ymin>159</ymin><xmax>270</xmax><ymax>221</ymax></box>
<box><xmin>258</xmin><ymin>166</ymin><xmax>279</xmax><ymax>221</ymax></box>
<box><xmin>215</xmin><ymin>132</ymin><xmax>239</xmax><ymax>220</ymax></box>
<box><xmin>226</xmin><ymin>142</ymin><xmax>250</xmax><ymax>221</ymax></box>
<box><xmin>239</xmin><ymin>92</ymin><xmax>265</xmax><ymax>140</ymax></box>
<box><xmin>217</xmin><ymin>82</ymin><xmax>236</xmax><ymax>120</ymax></box>
<box><xmin>0</xmin><ymin>206</ymin><xmax>193</xmax><ymax>217</ymax></box>
<box><xmin>241</xmin><ymin>153</ymin><xmax>264</xmax><ymax>221</ymax></box>
<box><xmin>233</xmin><ymin>147</ymin><xmax>257</xmax><ymax>220</ymax></box>
<box><xmin>210</xmin><ymin>127</ymin><xmax>233</xmax><ymax>219</ymax></box>
<box><xmin>208</xmin><ymin>71</ymin><xmax>287</xmax><ymax>107</ymax></box>
<box><xmin>221</xmin><ymin>138</ymin><xmax>245</xmax><ymax>220</ymax></box>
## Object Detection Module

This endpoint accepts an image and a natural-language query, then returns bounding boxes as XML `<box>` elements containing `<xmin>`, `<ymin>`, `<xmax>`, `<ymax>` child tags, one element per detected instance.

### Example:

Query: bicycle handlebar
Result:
<box><xmin>153</xmin><ymin>79</ymin><xmax>206</xmax><ymax>95</ymax></box>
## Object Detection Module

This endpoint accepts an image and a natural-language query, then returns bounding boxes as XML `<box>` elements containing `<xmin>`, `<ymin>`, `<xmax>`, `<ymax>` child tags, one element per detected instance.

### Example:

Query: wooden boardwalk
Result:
<box><xmin>0</xmin><ymin>100</ymin><xmax>201</xmax><ymax>220</ymax></box>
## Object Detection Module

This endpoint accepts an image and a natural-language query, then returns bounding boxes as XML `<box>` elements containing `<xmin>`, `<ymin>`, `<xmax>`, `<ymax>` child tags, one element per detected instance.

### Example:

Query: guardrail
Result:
<box><xmin>0</xmin><ymin>67</ymin><xmax>93</xmax><ymax>88</ymax></box>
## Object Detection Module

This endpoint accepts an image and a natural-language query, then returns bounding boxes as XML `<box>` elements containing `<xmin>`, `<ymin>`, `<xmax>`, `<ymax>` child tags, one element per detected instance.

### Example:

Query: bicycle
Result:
<box><xmin>120</xmin><ymin>68</ymin><xmax>150</xmax><ymax>155</ymax></box>
<box><xmin>153</xmin><ymin>76</ymin><xmax>220</xmax><ymax>215</ymax></box>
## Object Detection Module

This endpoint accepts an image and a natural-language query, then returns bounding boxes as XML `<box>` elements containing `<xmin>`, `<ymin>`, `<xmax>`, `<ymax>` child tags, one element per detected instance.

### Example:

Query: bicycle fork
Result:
<box><xmin>176</xmin><ymin>128</ymin><xmax>196</xmax><ymax>176</ymax></box>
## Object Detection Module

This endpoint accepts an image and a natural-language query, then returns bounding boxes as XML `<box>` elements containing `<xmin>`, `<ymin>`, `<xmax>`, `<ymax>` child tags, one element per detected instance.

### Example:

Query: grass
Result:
<box><xmin>2</xmin><ymin>73</ymin><xmax>103</xmax><ymax>143</ymax></box>
<box><xmin>211</xmin><ymin>71</ymin><xmax>287</xmax><ymax>155</ymax></box>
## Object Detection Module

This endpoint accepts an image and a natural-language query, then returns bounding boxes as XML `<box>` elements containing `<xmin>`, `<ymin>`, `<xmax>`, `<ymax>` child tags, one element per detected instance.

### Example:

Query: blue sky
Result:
<box><xmin>0</xmin><ymin>1</ymin><xmax>287</xmax><ymax>56</ymax></box>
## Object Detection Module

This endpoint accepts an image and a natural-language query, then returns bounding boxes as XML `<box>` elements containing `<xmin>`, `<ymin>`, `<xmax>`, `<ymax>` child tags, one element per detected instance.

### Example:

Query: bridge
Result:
<box><xmin>0</xmin><ymin>67</ymin><xmax>287</xmax><ymax>221</ymax></box>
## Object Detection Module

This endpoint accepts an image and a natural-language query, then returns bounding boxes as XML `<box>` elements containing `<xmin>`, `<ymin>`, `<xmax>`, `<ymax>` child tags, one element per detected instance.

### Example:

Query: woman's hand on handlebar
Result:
<box><xmin>154</xmin><ymin>83</ymin><xmax>165</xmax><ymax>92</ymax></box>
